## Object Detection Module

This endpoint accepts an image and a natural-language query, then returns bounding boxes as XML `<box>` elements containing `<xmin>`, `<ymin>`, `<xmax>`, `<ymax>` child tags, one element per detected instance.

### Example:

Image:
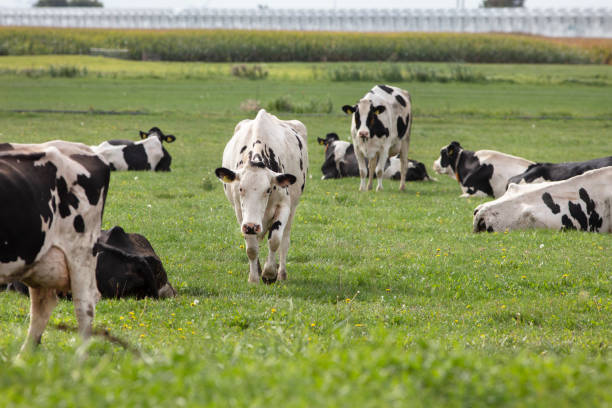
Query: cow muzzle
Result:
<box><xmin>242</xmin><ymin>223</ymin><xmax>261</xmax><ymax>235</ymax></box>
<box><xmin>358</xmin><ymin>130</ymin><xmax>369</xmax><ymax>142</ymax></box>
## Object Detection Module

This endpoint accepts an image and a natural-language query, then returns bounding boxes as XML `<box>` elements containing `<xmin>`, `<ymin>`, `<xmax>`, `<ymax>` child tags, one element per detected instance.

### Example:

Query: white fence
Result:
<box><xmin>0</xmin><ymin>8</ymin><xmax>611</xmax><ymax>38</ymax></box>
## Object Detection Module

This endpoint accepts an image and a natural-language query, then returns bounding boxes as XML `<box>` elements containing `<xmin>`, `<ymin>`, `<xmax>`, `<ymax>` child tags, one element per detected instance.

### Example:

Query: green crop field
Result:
<box><xmin>1</xmin><ymin>56</ymin><xmax>612</xmax><ymax>407</ymax></box>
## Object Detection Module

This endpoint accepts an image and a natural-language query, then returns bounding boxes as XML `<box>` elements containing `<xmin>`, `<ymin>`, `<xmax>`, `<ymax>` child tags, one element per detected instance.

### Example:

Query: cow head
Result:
<box><xmin>342</xmin><ymin>100</ymin><xmax>387</xmax><ymax>143</ymax></box>
<box><xmin>317</xmin><ymin>132</ymin><xmax>340</xmax><ymax>152</ymax></box>
<box><xmin>140</xmin><ymin>127</ymin><xmax>176</xmax><ymax>144</ymax></box>
<box><xmin>433</xmin><ymin>141</ymin><xmax>462</xmax><ymax>176</ymax></box>
<box><xmin>215</xmin><ymin>163</ymin><xmax>296</xmax><ymax>237</ymax></box>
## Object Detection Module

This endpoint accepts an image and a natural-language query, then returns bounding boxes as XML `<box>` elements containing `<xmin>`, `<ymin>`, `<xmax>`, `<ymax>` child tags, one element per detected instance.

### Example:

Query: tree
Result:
<box><xmin>34</xmin><ymin>0</ymin><xmax>103</xmax><ymax>6</ymax></box>
<box><xmin>481</xmin><ymin>0</ymin><xmax>524</xmax><ymax>7</ymax></box>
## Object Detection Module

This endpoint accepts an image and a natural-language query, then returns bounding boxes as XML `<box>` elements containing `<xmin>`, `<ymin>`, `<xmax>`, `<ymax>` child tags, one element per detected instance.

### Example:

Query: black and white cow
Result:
<box><xmin>506</xmin><ymin>156</ymin><xmax>612</xmax><ymax>188</ymax></box>
<box><xmin>4</xmin><ymin>226</ymin><xmax>176</xmax><ymax>300</ymax></box>
<box><xmin>473</xmin><ymin>167</ymin><xmax>612</xmax><ymax>233</ymax></box>
<box><xmin>215</xmin><ymin>109</ymin><xmax>308</xmax><ymax>284</ymax></box>
<box><xmin>91</xmin><ymin>127</ymin><xmax>176</xmax><ymax>171</ymax></box>
<box><xmin>342</xmin><ymin>84</ymin><xmax>412</xmax><ymax>191</ymax></box>
<box><xmin>318</xmin><ymin>132</ymin><xmax>433</xmax><ymax>182</ymax></box>
<box><xmin>0</xmin><ymin>141</ymin><xmax>110</xmax><ymax>353</ymax></box>
<box><xmin>433</xmin><ymin>141</ymin><xmax>534</xmax><ymax>198</ymax></box>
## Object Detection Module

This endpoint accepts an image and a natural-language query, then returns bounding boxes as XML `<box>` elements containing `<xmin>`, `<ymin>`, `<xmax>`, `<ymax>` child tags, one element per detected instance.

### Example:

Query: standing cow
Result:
<box><xmin>433</xmin><ymin>141</ymin><xmax>534</xmax><ymax>198</ymax></box>
<box><xmin>91</xmin><ymin>127</ymin><xmax>176</xmax><ymax>171</ymax></box>
<box><xmin>215</xmin><ymin>110</ymin><xmax>308</xmax><ymax>284</ymax></box>
<box><xmin>342</xmin><ymin>84</ymin><xmax>412</xmax><ymax>191</ymax></box>
<box><xmin>0</xmin><ymin>141</ymin><xmax>110</xmax><ymax>353</ymax></box>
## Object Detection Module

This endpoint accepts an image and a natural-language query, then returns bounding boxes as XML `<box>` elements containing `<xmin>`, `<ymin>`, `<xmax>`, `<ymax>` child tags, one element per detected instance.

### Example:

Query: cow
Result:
<box><xmin>215</xmin><ymin>109</ymin><xmax>308</xmax><ymax>284</ymax></box>
<box><xmin>91</xmin><ymin>127</ymin><xmax>176</xmax><ymax>171</ymax></box>
<box><xmin>433</xmin><ymin>141</ymin><xmax>534</xmax><ymax>198</ymax></box>
<box><xmin>473</xmin><ymin>167</ymin><xmax>612</xmax><ymax>233</ymax></box>
<box><xmin>341</xmin><ymin>84</ymin><xmax>412</xmax><ymax>191</ymax></box>
<box><xmin>0</xmin><ymin>141</ymin><xmax>110</xmax><ymax>353</ymax></box>
<box><xmin>506</xmin><ymin>156</ymin><xmax>612</xmax><ymax>188</ymax></box>
<box><xmin>4</xmin><ymin>226</ymin><xmax>177</xmax><ymax>299</ymax></box>
<box><xmin>318</xmin><ymin>132</ymin><xmax>433</xmax><ymax>182</ymax></box>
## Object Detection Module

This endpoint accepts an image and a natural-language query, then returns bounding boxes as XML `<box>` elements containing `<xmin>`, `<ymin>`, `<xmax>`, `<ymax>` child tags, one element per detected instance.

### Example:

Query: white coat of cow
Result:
<box><xmin>342</xmin><ymin>84</ymin><xmax>412</xmax><ymax>191</ymax></box>
<box><xmin>473</xmin><ymin>167</ymin><xmax>612</xmax><ymax>233</ymax></box>
<box><xmin>0</xmin><ymin>141</ymin><xmax>110</xmax><ymax>353</ymax></box>
<box><xmin>215</xmin><ymin>110</ymin><xmax>308</xmax><ymax>284</ymax></box>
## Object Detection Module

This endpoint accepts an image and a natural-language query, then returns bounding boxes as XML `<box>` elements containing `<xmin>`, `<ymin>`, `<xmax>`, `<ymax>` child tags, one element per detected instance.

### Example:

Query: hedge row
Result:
<box><xmin>0</xmin><ymin>27</ymin><xmax>600</xmax><ymax>64</ymax></box>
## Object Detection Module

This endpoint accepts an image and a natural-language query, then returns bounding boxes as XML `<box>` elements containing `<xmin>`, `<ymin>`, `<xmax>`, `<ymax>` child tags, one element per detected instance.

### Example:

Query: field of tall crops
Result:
<box><xmin>0</xmin><ymin>27</ymin><xmax>609</xmax><ymax>64</ymax></box>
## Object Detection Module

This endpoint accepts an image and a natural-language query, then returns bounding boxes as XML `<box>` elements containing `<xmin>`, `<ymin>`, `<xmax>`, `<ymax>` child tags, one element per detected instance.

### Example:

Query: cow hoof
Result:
<box><xmin>278</xmin><ymin>271</ymin><xmax>287</xmax><ymax>281</ymax></box>
<box><xmin>262</xmin><ymin>275</ymin><xmax>277</xmax><ymax>285</ymax></box>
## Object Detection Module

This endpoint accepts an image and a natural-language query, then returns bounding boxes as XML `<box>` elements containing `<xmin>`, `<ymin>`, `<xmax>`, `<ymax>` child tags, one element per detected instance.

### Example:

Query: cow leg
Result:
<box><xmin>19</xmin><ymin>287</ymin><xmax>58</xmax><ymax>353</ymax></box>
<box><xmin>398</xmin><ymin>142</ymin><xmax>409</xmax><ymax>191</ymax></box>
<box><xmin>277</xmin><ymin>212</ymin><xmax>296</xmax><ymax>281</ymax></box>
<box><xmin>355</xmin><ymin>150</ymin><xmax>368</xmax><ymax>191</ymax></box>
<box><xmin>375</xmin><ymin>151</ymin><xmax>389</xmax><ymax>192</ymax></box>
<box><xmin>263</xmin><ymin>207</ymin><xmax>290</xmax><ymax>284</ymax></box>
<box><xmin>367</xmin><ymin>155</ymin><xmax>377</xmax><ymax>191</ymax></box>
<box><xmin>67</xmin><ymin>252</ymin><xmax>99</xmax><ymax>341</ymax></box>
<box><xmin>245</xmin><ymin>235</ymin><xmax>260</xmax><ymax>284</ymax></box>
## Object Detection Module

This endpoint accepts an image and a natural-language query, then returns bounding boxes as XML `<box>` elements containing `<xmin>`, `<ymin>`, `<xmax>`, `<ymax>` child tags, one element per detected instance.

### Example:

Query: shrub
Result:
<box><xmin>266</xmin><ymin>95</ymin><xmax>333</xmax><ymax>114</ymax></box>
<box><xmin>230</xmin><ymin>64</ymin><xmax>268</xmax><ymax>80</ymax></box>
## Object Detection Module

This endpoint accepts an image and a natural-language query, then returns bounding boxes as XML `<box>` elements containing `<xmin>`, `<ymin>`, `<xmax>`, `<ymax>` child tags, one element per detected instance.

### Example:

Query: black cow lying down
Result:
<box><xmin>318</xmin><ymin>133</ymin><xmax>433</xmax><ymax>182</ymax></box>
<box><xmin>5</xmin><ymin>226</ymin><xmax>176</xmax><ymax>300</ymax></box>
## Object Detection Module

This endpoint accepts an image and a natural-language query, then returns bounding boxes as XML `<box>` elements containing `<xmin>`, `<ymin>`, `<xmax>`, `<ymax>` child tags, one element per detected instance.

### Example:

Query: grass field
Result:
<box><xmin>1</xmin><ymin>56</ymin><xmax>612</xmax><ymax>407</ymax></box>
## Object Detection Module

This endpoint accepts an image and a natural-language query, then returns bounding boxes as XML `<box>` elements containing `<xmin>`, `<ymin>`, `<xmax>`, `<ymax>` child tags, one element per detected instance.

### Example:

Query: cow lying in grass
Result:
<box><xmin>433</xmin><ymin>141</ymin><xmax>533</xmax><ymax>198</ymax></box>
<box><xmin>474</xmin><ymin>167</ymin><xmax>612</xmax><ymax>233</ymax></box>
<box><xmin>506</xmin><ymin>156</ymin><xmax>612</xmax><ymax>188</ymax></box>
<box><xmin>0</xmin><ymin>141</ymin><xmax>110</xmax><ymax>353</ymax></box>
<box><xmin>91</xmin><ymin>127</ymin><xmax>176</xmax><ymax>171</ymax></box>
<box><xmin>318</xmin><ymin>132</ymin><xmax>432</xmax><ymax>182</ymax></box>
<box><xmin>215</xmin><ymin>109</ymin><xmax>308</xmax><ymax>284</ymax></box>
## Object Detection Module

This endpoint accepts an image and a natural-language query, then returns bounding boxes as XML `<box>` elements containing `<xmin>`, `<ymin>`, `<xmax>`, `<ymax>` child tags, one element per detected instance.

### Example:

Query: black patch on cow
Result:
<box><xmin>395</xmin><ymin>94</ymin><xmax>406</xmax><ymax>107</ymax></box>
<box><xmin>579</xmin><ymin>188</ymin><xmax>595</xmax><ymax>214</ymax></box>
<box><xmin>301</xmin><ymin>182</ymin><xmax>305</xmax><ymax>192</ymax></box>
<box><xmin>268</xmin><ymin>221</ymin><xmax>282</xmax><ymax>239</ymax></box>
<box><xmin>541</xmin><ymin>192</ymin><xmax>561</xmax><ymax>214</ymax></box>
<box><xmin>406</xmin><ymin>160</ymin><xmax>430</xmax><ymax>181</ymax></box>
<box><xmin>299</xmin><ymin>158</ymin><xmax>303</xmax><ymax>171</ymax></box>
<box><xmin>568</xmin><ymin>201</ymin><xmax>588</xmax><ymax>231</ymax></box>
<box><xmin>73</xmin><ymin>215</ymin><xmax>85</xmax><ymax>233</ymax></box>
<box><xmin>475</xmin><ymin>218</ymin><xmax>493</xmax><ymax>233</ymax></box>
<box><xmin>51</xmin><ymin>196</ymin><xmax>57</xmax><ymax>213</ymax></box>
<box><xmin>154</xmin><ymin>147</ymin><xmax>172</xmax><ymax>172</ymax></box>
<box><xmin>579</xmin><ymin>188</ymin><xmax>603</xmax><ymax>232</ymax></box>
<box><xmin>240</xmin><ymin>145</ymin><xmax>247</xmax><ymax>154</ymax></box>
<box><xmin>354</xmin><ymin>109</ymin><xmax>361</xmax><ymax>130</ymax></box>
<box><xmin>561</xmin><ymin>215</ymin><xmax>576</xmax><ymax>230</ymax></box>
<box><xmin>262</xmin><ymin>146</ymin><xmax>280</xmax><ymax>173</ymax></box>
<box><xmin>56</xmin><ymin>176</ymin><xmax>78</xmax><ymax>218</ymax></box>
<box><xmin>295</xmin><ymin>135</ymin><xmax>303</xmax><ymax>150</ymax></box>
<box><xmin>321</xmin><ymin>148</ymin><xmax>339</xmax><ymax>179</ymax></box>
<box><xmin>0</xmin><ymin>153</ymin><xmax>57</xmax><ymax>265</ymax></box>
<box><xmin>253</xmin><ymin>140</ymin><xmax>262</xmax><ymax>146</ymax></box>
<box><xmin>0</xmin><ymin>143</ymin><xmax>14</xmax><ymax>152</ymax></box>
<box><xmin>456</xmin><ymin>150</ymin><xmax>494</xmax><ymax>197</ymax></box>
<box><xmin>109</xmin><ymin>162</ymin><xmax>116</xmax><ymax>171</ymax></box>
<box><xmin>70</xmin><ymin>154</ymin><xmax>111</xmax><ymax>207</ymax></box>
<box><xmin>507</xmin><ymin>156</ymin><xmax>612</xmax><ymax>187</ymax></box>
<box><xmin>250</xmin><ymin>160</ymin><xmax>266</xmax><ymax>169</ymax></box>
<box><xmin>397</xmin><ymin>114</ymin><xmax>410</xmax><ymax>139</ymax></box>
<box><xmin>365</xmin><ymin>106</ymin><xmax>390</xmax><ymax>139</ymax></box>
<box><xmin>122</xmin><ymin>143</ymin><xmax>150</xmax><ymax>171</ymax></box>
<box><xmin>377</xmin><ymin>84</ymin><xmax>394</xmax><ymax>94</ymax></box>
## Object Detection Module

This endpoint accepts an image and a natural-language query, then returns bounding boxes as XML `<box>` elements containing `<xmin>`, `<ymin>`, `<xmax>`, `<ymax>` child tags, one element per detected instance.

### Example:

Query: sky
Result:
<box><xmin>0</xmin><ymin>0</ymin><xmax>610</xmax><ymax>9</ymax></box>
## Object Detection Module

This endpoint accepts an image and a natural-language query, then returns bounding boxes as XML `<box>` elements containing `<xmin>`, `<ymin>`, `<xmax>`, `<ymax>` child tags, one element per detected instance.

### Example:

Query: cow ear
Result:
<box><xmin>274</xmin><ymin>173</ymin><xmax>297</xmax><ymax>188</ymax></box>
<box><xmin>342</xmin><ymin>105</ymin><xmax>356</xmax><ymax>115</ymax></box>
<box><xmin>374</xmin><ymin>105</ymin><xmax>386</xmax><ymax>115</ymax></box>
<box><xmin>164</xmin><ymin>134</ymin><xmax>176</xmax><ymax>143</ymax></box>
<box><xmin>139</xmin><ymin>131</ymin><xmax>148</xmax><ymax>140</ymax></box>
<box><xmin>215</xmin><ymin>167</ymin><xmax>238</xmax><ymax>183</ymax></box>
<box><xmin>317</xmin><ymin>137</ymin><xmax>326</xmax><ymax>145</ymax></box>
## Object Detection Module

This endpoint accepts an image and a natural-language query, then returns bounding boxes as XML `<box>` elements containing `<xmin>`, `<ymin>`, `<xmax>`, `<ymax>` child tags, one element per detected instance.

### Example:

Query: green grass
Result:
<box><xmin>1</xmin><ymin>57</ymin><xmax>612</xmax><ymax>407</ymax></box>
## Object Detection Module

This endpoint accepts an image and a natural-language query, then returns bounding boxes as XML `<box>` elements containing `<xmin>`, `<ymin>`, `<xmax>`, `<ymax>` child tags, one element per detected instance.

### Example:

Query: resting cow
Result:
<box><xmin>473</xmin><ymin>167</ymin><xmax>612</xmax><ymax>233</ymax></box>
<box><xmin>0</xmin><ymin>141</ymin><xmax>110</xmax><ymax>352</ymax></box>
<box><xmin>506</xmin><ymin>156</ymin><xmax>612</xmax><ymax>188</ymax></box>
<box><xmin>342</xmin><ymin>84</ymin><xmax>412</xmax><ymax>191</ymax></box>
<box><xmin>433</xmin><ymin>141</ymin><xmax>533</xmax><ymax>198</ymax></box>
<box><xmin>215</xmin><ymin>109</ymin><xmax>308</xmax><ymax>284</ymax></box>
<box><xmin>91</xmin><ymin>127</ymin><xmax>176</xmax><ymax>171</ymax></box>
<box><xmin>318</xmin><ymin>132</ymin><xmax>432</xmax><ymax>182</ymax></box>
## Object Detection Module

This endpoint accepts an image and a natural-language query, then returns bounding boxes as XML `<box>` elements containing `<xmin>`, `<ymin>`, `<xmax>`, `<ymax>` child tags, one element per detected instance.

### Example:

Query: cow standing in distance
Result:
<box><xmin>318</xmin><ymin>132</ymin><xmax>433</xmax><ymax>182</ymax></box>
<box><xmin>342</xmin><ymin>84</ymin><xmax>412</xmax><ymax>191</ymax></box>
<box><xmin>473</xmin><ymin>167</ymin><xmax>612</xmax><ymax>233</ymax></box>
<box><xmin>0</xmin><ymin>141</ymin><xmax>110</xmax><ymax>353</ymax></box>
<box><xmin>91</xmin><ymin>127</ymin><xmax>176</xmax><ymax>171</ymax></box>
<box><xmin>433</xmin><ymin>141</ymin><xmax>534</xmax><ymax>198</ymax></box>
<box><xmin>506</xmin><ymin>156</ymin><xmax>612</xmax><ymax>188</ymax></box>
<box><xmin>215</xmin><ymin>109</ymin><xmax>308</xmax><ymax>284</ymax></box>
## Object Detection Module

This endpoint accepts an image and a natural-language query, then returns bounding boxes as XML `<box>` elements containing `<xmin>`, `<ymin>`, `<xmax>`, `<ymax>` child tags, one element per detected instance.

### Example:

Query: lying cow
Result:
<box><xmin>5</xmin><ymin>226</ymin><xmax>176</xmax><ymax>299</ymax></box>
<box><xmin>215</xmin><ymin>109</ymin><xmax>308</xmax><ymax>284</ymax></box>
<box><xmin>433</xmin><ymin>141</ymin><xmax>534</xmax><ymax>198</ymax></box>
<box><xmin>473</xmin><ymin>167</ymin><xmax>612</xmax><ymax>233</ymax></box>
<box><xmin>507</xmin><ymin>156</ymin><xmax>612</xmax><ymax>188</ymax></box>
<box><xmin>91</xmin><ymin>127</ymin><xmax>176</xmax><ymax>171</ymax></box>
<box><xmin>318</xmin><ymin>132</ymin><xmax>433</xmax><ymax>182</ymax></box>
<box><xmin>0</xmin><ymin>141</ymin><xmax>110</xmax><ymax>353</ymax></box>
<box><xmin>342</xmin><ymin>84</ymin><xmax>412</xmax><ymax>191</ymax></box>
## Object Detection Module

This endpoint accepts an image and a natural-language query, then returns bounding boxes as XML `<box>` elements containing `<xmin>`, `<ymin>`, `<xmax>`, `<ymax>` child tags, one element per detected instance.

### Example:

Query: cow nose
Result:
<box><xmin>242</xmin><ymin>223</ymin><xmax>261</xmax><ymax>235</ymax></box>
<box><xmin>358</xmin><ymin>130</ymin><xmax>369</xmax><ymax>140</ymax></box>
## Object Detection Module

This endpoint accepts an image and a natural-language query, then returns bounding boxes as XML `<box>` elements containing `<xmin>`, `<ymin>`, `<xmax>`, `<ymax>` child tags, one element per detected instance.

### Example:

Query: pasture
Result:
<box><xmin>1</xmin><ymin>56</ymin><xmax>612</xmax><ymax>406</ymax></box>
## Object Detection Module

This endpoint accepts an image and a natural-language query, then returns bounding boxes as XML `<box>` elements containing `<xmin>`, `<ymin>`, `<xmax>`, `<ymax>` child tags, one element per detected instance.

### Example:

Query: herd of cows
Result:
<box><xmin>1</xmin><ymin>83</ymin><xmax>610</xmax><ymax>354</ymax></box>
